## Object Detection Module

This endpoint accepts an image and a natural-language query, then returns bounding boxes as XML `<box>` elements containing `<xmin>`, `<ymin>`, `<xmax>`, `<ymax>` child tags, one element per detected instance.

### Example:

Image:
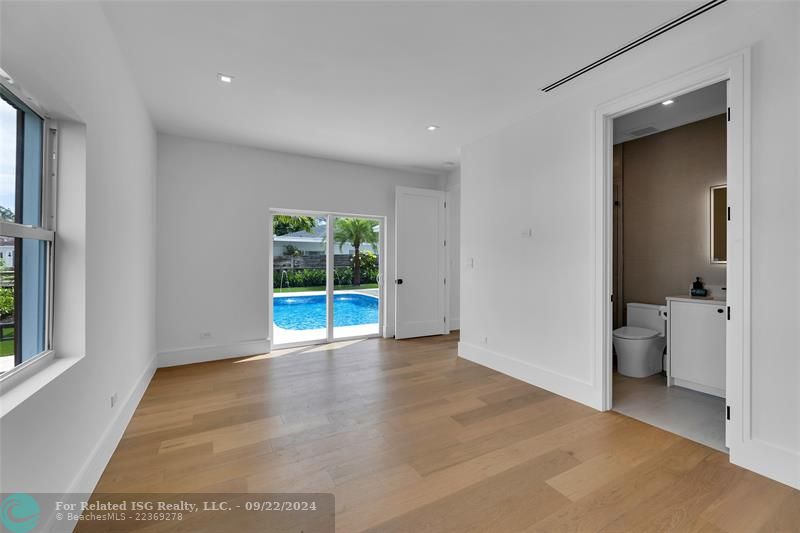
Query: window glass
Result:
<box><xmin>0</xmin><ymin>237</ymin><xmax>13</xmax><ymax>370</ymax></box>
<box><xmin>21</xmin><ymin>111</ymin><xmax>43</xmax><ymax>225</ymax></box>
<box><xmin>20</xmin><ymin>238</ymin><xmax>47</xmax><ymax>362</ymax></box>
<box><xmin>0</xmin><ymin>86</ymin><xmax>53</xmax><ymax>374</ymax></box>
<box><xmin>0</xmin><ymin>98</ymin><xmax>16</xmax><ymax>222</ymax></box>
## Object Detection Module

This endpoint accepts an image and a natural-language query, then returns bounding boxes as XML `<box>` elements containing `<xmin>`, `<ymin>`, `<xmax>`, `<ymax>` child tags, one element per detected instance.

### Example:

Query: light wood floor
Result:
<box><xmin>94</xmin><ymin>333</ymin><xmax>799</xmax><ymax>532</ymax></box>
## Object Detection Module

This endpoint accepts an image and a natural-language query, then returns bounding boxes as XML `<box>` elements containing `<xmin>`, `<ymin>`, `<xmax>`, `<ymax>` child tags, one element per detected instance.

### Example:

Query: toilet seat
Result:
<box><xmin>613</xmin><ymin>326</ymin><xmax>660</xmax><ymax>340</ymax></box>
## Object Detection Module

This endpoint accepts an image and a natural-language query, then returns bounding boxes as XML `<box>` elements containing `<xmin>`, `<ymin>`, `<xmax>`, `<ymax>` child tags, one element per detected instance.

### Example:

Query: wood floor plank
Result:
<box><xmin>698</xmin><ymin>469</ymin><xmax>797</xmax><ymax>533</ymax></box>
<box><xmin>87</xmin><ymin>332</ymin><xmax>799</xmax><ymax>532</ymax></box>
<box><xmin>365</xmin><ymin>449</ymin><xmax>577</xmax><ymax>532</ymax></box>
<box><xmin>527</xmin><ymin>438</ymin><xmax>715</xmax><ymax>533</ymax></box>
<box><xmin>546</xmin><ymin>423</ymin><xmax>681</xmax><ymax>501</ymax></box>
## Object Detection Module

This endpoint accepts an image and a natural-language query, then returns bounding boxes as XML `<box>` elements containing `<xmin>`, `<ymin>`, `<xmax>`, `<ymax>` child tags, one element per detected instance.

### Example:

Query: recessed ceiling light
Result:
<box><xmin>426</xmin><ymin>125</ymin><xmax>440</xmax><ymax>132</ymax></box>
<box><xmin>662</xmin><ymin>99</ymin><xmax>674</xmax><ymax>106</ymax></box>
<box><xmin>217</xmin><ymin>73</ymin><xmax>234</xmax><ymax>83</ymax></box>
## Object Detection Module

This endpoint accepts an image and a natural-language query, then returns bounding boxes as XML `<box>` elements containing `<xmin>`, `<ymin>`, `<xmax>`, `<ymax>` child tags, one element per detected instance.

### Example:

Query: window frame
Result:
<box><xmin>0</xmin><ymin>79</ymin><xmax>57</xmax><ymax>379</ymax></box>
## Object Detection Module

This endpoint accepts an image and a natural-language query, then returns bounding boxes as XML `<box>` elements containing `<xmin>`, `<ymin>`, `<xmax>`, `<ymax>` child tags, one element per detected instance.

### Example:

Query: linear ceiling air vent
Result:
<box><xmin>541</xmin><ymin>0</ymin><xmax>728</xmax><ymax>93</ymax></box>
<box><xmin>629</xmin><ymin>126</ymin><xmax>659</xmax><ymax>137</ymax></box>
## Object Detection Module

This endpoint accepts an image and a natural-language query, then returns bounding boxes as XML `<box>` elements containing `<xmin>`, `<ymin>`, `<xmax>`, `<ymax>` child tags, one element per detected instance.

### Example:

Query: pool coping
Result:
<box><xmin>274</xmin><ymin>289</ymin><xmax>379</xmax><ymax>298</ymax></box>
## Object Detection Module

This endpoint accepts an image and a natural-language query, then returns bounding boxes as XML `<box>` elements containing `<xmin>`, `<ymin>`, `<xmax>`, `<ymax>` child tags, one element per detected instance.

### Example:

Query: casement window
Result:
<box><xmin>0</xmin><ymin>84</ymin><xmax>56</xmax><ymax>375</ymax></box>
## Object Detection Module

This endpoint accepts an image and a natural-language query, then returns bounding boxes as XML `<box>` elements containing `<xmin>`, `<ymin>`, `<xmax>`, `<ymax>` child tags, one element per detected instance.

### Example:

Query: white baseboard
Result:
<box><xmin>731</xmin><ymin>440</ymin><xmax>800</xmax><ymax>490</ymax></box>
<box><xmin>66</xmin><ymin>354</ymin><xmax>155</xmax><ymax>494</ymax></box>
<box><xmin>43</xmin><ymin>354</ymin><xmax>157</xmax><ymax>530</ymax></box>
<box><xmin>458</xmin><ymin>341</ymin><xmax>601</xmax><ymax>409</ymax></box>
<box><xmin>158</xmin><ymin>339</ymin><xmax>270</xmax><ymax>368</ymax></box>
<box><xmin>671</xmin><ymin>377</ymin><xmax>725</xmax><ymax>398</ymax></box>
<box><xmin>459</xmin><ymin>345</ymin><xmax>799</xmax><ymax>490</ymax></box>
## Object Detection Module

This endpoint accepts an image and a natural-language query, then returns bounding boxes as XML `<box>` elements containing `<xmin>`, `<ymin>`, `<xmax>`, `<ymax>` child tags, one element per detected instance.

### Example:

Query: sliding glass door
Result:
<box><xmin>272</xmin><ymin>213</ymin><xmax>328</xmax><ymax>346</ymax></box>
<box><xmin>271</xmin><ymin>211</ymin><xmax>382</xmax><ymax>348</ymax></box>
<box><xmin>332</xmin><ymin>216</ymin><xmax>380</xmax><ymax>340</ymax></box>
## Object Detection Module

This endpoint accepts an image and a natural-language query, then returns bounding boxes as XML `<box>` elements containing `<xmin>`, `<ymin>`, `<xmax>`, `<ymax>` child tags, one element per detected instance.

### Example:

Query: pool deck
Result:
<box><xmin>273</xmin><ymin>288</ymin><xmax>380</xmax><ymax>298</ymax></box>
<box><xmin>273</xmin><ymin>289</ymin><xmax>380</xmax><ymax>345</ymax></box>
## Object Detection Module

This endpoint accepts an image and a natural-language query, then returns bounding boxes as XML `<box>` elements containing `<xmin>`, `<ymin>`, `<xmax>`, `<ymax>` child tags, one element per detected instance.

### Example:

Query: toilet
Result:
<box><xmin>613</xmin><ymin>303</ymin><xmax>667</xmax><ymax>378</ymax></box>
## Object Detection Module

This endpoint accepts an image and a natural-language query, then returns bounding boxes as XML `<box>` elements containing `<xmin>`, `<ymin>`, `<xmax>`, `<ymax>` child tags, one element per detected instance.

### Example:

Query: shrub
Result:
<box><xmin>273</xmin><ymin>268</ymin><xmax>326</xmax><ymax>288</ymax></box>
<box><xmin>272</xmin><ymin>266</ymin><xmax>378</xmax><ymax>289</ymax></box>
<box><xmin>0</xmin><ymin>288</ymin><xmax>13</xmax><ymax>318</ymax></box>
<box><xmin>353</xmin><ymin>250</ymin><xmax>378</xmax><ymax>271</ymax></box>
<box><xmin>347</xmin><ymin>251</ymin><xmax>378</xmax><ymax>286</ymax></box>
<box><xmin>336</xmin><ymin>265</ymin><xmax>377</xmax><ymax>285</ymax></box>
<box><xmin>283</xmin><ymin>245</ymin><xmax>302</xmax><ymax>256</ymax></box>
<box><xmin>334</xmin><ymin>267</ymin><xmax>352</xmax><ymax>286</ymax></box>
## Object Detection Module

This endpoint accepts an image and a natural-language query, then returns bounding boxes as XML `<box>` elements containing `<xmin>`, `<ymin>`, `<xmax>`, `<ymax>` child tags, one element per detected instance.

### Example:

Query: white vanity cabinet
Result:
<box><xmin>666</xmin><ymin>297</ymin><xmax>726</xmax><ymax>398</ymax></box>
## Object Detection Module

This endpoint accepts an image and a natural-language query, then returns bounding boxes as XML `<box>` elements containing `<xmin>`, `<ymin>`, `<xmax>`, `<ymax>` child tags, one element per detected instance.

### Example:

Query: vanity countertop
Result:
<box><xmin>666</xmin><ymin>295</ymin><xmax>726</xmax><ymax>306</ymax></box>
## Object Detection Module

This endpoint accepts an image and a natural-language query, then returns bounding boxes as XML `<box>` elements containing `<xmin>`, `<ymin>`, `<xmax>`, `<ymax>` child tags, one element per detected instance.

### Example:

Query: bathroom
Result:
<box><xmin>610</xmin><ymin>81</ymin><xmax>728</xmax><ymax>451</ymax></box>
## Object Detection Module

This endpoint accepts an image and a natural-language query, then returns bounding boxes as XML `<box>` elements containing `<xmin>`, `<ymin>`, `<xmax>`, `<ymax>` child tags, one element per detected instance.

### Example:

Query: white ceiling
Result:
<box><xmin>102</xmin><ymin>1</ymin><xmax>700</xmax><ymax>174</ymax></box>
<box><xmin>613</xmin><ymin>81</ymin><xmax>727</xmax><ymax>144</ymax></box>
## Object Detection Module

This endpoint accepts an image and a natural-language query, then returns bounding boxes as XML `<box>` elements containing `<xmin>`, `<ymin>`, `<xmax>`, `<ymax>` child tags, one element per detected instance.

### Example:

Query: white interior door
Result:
<box><xmin>395</xmin><ymin>186</ymin><xmax>446</xmax><ymax>339</ymax></box>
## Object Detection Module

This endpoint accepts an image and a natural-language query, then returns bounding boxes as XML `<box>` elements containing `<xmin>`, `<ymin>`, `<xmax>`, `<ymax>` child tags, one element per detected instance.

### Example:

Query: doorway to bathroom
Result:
<box><xmin>595</xmin><ymin>53</ymin><xmax>750</xmax><ymax>458</ymax></box>
<box><xmin>610</xmin><ymin>82</ymin><xmax>728</xmax><ymax>451</ymax></box>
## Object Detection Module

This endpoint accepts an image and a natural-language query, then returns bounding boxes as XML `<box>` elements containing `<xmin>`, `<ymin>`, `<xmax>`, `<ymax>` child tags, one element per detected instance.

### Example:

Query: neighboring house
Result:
<box><xmin>273</xmin><ymin>222</ymin><xmax>377</xmax><ymax>258</ymax></box>
<box><xmin>0</xmin><ymin>236</ymin><xmax>14</xmax><ymax>268</ymax></box>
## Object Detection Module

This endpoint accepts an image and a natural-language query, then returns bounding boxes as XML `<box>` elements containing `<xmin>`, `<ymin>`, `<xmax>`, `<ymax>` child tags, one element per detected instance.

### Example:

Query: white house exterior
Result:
<box><xmin>0</xmin><ymin>237</ymin><xmax>13</xmax><ymax>268</ymax></box>
<box><xmin>272</xmin><ymin>222</ymin><xmax>377</xmax><ymax>258</ymax></box>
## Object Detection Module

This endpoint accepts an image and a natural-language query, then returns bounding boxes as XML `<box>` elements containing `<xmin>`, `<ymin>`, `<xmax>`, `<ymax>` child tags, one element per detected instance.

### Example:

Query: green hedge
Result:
<box><xmin>333</xmin><ymin>266</ymin><xmax>378</xmax><ymax>285</ymax></box>
<box><xmin>273</xmin><ymin>267</ymin><xmax>378</xmax><ymax>288</ymax></box>
<box><xmin>0</xmin><ymin>288</ymin><xmax>13</xmax><ymax>318</ymax></box>
<box><xmin>274</xmin><ymin>268</ymin><xmax>325</xmax><ymax>288</ymax></box>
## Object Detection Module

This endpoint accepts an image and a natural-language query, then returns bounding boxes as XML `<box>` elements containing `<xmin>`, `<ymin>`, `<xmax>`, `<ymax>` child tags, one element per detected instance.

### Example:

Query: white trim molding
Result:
<box><xmin>594</xmin><ymin>49</ymin><xmax>751</xmax><ymax>412</ymax></box>
<box><xmin>594</xmin><ymin>49</ymin><xmax>799</xmax><ymax>489</ymax></box>
<box><xmin>459</xmin><ymin>341</ymin><xmax>597</xmax><ymax>408</ymax></box>
<box><xmin>268</xmin><ymin>208</ymin><xmax>388</xmax><ymax>348</ymax></box>
<box><xmin>66</xmin><ymin>355</ymin><xmax>156</xmax><ymax>494</ymax></box>
<box><xmin>37</xmin><ymin>355</ymin><xmax>156</xmax><ymax>531</ymax></box>
<box><xmin>158</xmin><ymin>339</ymin><xmax>270</xmax><ymax>368</ymax></box>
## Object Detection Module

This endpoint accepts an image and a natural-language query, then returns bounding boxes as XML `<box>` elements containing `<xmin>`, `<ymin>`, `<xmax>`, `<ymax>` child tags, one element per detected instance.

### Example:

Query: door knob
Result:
<box><xmin>717</xmin><ymin>308</ymin><xmax>724</xmax><ymax>314</ymax></box>
<box><xmin>395</xmin><ymin>279</ymin><xmax>403</xmax><ymax>285</ymax></box>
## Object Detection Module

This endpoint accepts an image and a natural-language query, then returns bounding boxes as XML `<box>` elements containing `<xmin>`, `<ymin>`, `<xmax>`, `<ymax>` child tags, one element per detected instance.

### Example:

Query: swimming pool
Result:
<box><xmin>273</xmin><ymin>293</ymin><xmax>379</xmax><ymax>330</ymax></box>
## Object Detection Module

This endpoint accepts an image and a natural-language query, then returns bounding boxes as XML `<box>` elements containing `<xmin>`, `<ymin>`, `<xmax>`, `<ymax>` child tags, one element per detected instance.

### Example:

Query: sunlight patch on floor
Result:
<box><xmin>234</xmin><ymin>338</ymin><xmax>368</xmax><ymax>363</ymax></box>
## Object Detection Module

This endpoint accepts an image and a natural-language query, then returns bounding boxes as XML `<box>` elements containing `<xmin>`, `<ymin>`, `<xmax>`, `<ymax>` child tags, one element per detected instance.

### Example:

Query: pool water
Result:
<box><xmin>274</xmin><ymin>293</ymin><xmax>379</xmax><ymax>330</ymax></box>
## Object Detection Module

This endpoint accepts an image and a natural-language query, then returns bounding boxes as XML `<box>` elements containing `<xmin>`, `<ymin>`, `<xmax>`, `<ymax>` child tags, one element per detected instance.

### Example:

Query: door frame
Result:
<box><xmin>594</xmin><ymin>50</ymin><xmax>750</xmax><ymax>453</ymax></box>
<box><xmin>268</xmin><ymin>208</ymin><xmax>387</xmax><ymax>350</ymax></box>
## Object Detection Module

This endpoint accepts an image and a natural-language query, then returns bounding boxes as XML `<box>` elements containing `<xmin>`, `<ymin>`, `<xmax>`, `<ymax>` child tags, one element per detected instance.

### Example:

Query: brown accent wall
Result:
<box><xmin>615</xmin><ymin>114</ymin><xmax>727</xmax><ymax>312</ymax></box>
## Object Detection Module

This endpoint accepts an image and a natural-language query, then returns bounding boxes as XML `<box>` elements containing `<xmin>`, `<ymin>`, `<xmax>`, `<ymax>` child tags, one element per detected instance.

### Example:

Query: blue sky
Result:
<box><xmin>0</xmin><ymin>98</ymin><xmax>17</xmax><ymax>214</ymax></box>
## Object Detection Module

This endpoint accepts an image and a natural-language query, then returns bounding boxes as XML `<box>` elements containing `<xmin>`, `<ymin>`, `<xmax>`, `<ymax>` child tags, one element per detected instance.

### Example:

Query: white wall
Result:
<box><xmin>440</xmin><ymin>169</ymin><xmax>461</xmax><ymax>330</ymax></box>
<box><xmin>0</xmin><ymin>0</ymin><xmax>157</xmax><ymax>497</ymax></box>
<box><xmin>459</xmin><ymin>2</ymin><xmax>799</xmax><ymax>487</ymax></box>
<box><xmin>157</xmin><ymin>134</ymin><xmax>438</xmax><ymax>363</ymax></box>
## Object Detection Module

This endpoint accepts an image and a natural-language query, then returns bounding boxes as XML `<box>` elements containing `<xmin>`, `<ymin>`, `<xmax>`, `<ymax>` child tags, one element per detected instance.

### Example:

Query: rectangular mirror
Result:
<box><xmin>711</xmin><ymin>185</ymin><xmax>727</xmax><ymax>263</ymax></box>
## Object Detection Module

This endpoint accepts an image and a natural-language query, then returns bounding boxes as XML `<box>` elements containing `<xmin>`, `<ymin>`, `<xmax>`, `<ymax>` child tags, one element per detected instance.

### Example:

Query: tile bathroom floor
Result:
<box><xmin>613</xmin><ymin>372</ymin><xmax>727</xmax><ymax>452</ymax></box>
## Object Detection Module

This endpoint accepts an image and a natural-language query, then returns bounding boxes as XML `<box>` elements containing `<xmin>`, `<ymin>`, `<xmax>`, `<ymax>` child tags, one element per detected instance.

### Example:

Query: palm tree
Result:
<box><xmin>272</xmin><ymin>215</ymin><xmax>316</xmax><ymax>236</ymax></box>
<box><xmin>334</xmin><ymin>218</ymin><xmax>378</xmax><ymax>286</ymax></box>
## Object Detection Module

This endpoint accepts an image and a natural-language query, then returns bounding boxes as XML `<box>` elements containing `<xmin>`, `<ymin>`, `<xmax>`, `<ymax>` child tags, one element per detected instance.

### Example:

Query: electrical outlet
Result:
<box><xmin>200</xmin><ymin>331</ymin><xmax>212</xmax><ymax>338</ymax></box>
<box><xmin>110</xmin><ymin>393</ymin><xmax>118</xmax><ymax>409</ymax></box>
